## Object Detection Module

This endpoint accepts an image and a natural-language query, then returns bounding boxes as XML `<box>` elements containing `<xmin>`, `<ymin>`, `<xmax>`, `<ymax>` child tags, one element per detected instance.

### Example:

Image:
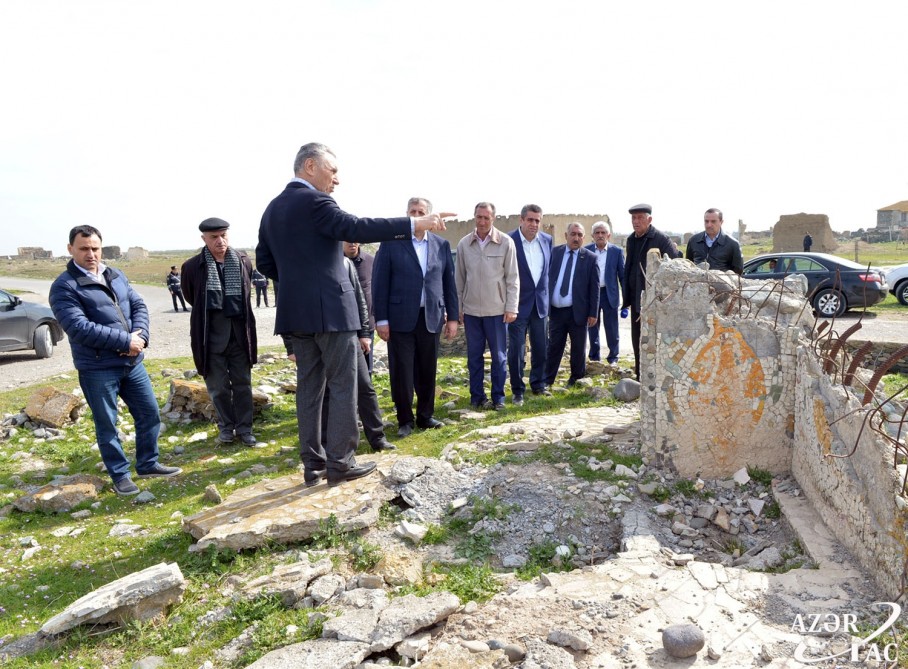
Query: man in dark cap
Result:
<box><xmin>622</xmin><ymin>204</ymin><xmax>681</xmax><ymax>380</ymax></box>
<box><xmin>181</xmin><ymin>218</ymin><xmax>258</xmax><ymax>446</ymax></box>
<box><xmin>166</xmin><ymin>265</ymin><xmax>189</xmax><ymax>312</ymax></box>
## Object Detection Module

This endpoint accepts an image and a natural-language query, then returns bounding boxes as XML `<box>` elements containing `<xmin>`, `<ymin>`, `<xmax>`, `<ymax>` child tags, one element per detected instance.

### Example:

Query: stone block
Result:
<box><xmin>13</xmin><ymin>474</ymin><xmax>107</xmax><ymax>513</ymax></box>
<box><xmin>24</xmin><ymin>388</ymin><xmax>84</xmax><ymax>428</ymax></box>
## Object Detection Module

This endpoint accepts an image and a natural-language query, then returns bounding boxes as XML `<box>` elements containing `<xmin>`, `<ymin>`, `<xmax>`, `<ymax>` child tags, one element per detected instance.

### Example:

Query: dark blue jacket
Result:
<box><xmin>371</xmin><ymin>232</ymin><xmax>458</xmax><ymax>334</ymax></box>
<box><xmin>256</xmin><ymin>181</ymin><xmax>411</xmax><ymax>334</ymax></box>
<box><xmin>548</xmin><ymin>245</ymin><xmax>600</xmax><ymax>326</ymax></box>
<box><xmin>49</xmin><ymin>260</ymin><xmax>150</xmax><ymax>371</ymax></box>
<box><xmin>510</xmin><ymin>229</ymin><xmax>552</xmax><ymax>320</ymax></box>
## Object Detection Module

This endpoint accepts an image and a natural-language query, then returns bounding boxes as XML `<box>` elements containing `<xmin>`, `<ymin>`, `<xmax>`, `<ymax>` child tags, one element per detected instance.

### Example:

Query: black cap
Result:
<box><xmin>628</xmin><ymin>203</ymin><xmax>652</xmax><ymax>215</ymax></box>
<box><xmin>170</xmin><ymin>265</ymin><xmax>177</xmax><ymax>270</ymax></box>
<box><xmin>199</xmin><ymin>217</ymin><xmax>230</xmax><ymax>232</ymax></box>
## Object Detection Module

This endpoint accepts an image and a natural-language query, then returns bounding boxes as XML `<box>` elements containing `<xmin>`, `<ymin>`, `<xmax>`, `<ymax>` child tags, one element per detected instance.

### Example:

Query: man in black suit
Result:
<box><xmin>544</xmin><ymin>222</ymin><xmax>599</xmax><ymax>387</ymax></box>
<box><xmin>507</xmin><ymin>204</ymin><xmax>553</xmax><ymax>404</ymax></box>
<box><xmin>372</xmin><ymin>197</ymin><xmax>459</xmax><ymax>437</ymax></box>
<box><xmin>256</xmin><ymin>143</ymin><xmax>449</xmax><ymax>487</ymax></box>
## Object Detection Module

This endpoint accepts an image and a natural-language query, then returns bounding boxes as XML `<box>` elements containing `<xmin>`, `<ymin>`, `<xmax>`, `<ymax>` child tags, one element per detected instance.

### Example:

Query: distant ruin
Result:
<box><xmin>125</xmin><ymin>246</ymin><xmax>149</xmax><ymax>261</ymax></box>
<box><xmin>772</xmin><ymin>213</ymin><xmax>835</xmax><ymax>253</ymax></box>
<box><xmin>15</xmin><ymin>247</ymin><xmax>52</xmax><ymax>260</ymax></box>
<box><xmin>101</xmin><ymin>246</ymin><xmax>121</xmax><ymax>260</ymax></box>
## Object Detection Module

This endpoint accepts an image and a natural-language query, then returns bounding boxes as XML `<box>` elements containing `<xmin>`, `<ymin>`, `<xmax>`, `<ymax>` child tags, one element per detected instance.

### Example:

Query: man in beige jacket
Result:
<box><xmin>455</xmin><ymin>202</ymin><xmax>519</xmax><ymax>410</ymax></box>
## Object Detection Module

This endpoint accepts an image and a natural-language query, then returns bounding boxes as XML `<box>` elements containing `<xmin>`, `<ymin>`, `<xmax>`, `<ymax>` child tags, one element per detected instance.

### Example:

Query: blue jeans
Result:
<box><xmin>464</xmin><ymin>314</ymin><xmax>507</xmax><ymax>405</ymax></box>
<box><xmin>588</xmin><ymin>288</ymin><xmax>620</xmax><ymax>363</ymax></box>
<box><xmin>507</xmin><ymin>310</ymin><xmax>548</xmax><ymax>395</ymax></box>
<box><xmin>78</xmin><ymin>363</ymin><xmax>161</xmax><ymax>482</ymax></box>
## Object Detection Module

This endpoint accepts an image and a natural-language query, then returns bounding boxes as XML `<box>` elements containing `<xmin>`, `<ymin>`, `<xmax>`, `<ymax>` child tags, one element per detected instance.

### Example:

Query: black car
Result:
<box><xmin>742</xmin><ymin>252</ymin><xmax>888</xmax><ymax>317</ymax></box>
<box><xmin>0</xmin><ymin>289</ymin><xmax>65</xmax><ymax>358</ymax></box>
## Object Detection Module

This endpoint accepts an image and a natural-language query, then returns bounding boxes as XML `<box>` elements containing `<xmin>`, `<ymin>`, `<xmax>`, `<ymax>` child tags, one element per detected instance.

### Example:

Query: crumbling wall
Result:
<box><xmin>772</xmin><ymin>213</ymin><xmax>836</xmax><ymax>253</ymax></box>
<box><xmin>791</xmin><ymin>351</ymin><xmax>908</xmax><ymax>599</ymax></box>
<box><xmin>641</xmin><ymin>255</ymin><xmax>908</xmax><ymax>598</ymax></box>
<box><xmin>640</xmin><ymin>256</ymin><xmax>814</xmax><ymax>477</ymax></box>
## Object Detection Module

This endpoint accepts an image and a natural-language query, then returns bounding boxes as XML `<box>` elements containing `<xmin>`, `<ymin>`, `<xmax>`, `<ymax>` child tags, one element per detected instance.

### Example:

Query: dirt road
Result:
<box><xmin>0</xmin><ymin>276</ymin><xmax>283</xmax><ymax>390</ymax></box>
<box><xmin>2</xmin><ymin>275</ymin><xmax>906</xmax><ymax>390</ymax></box>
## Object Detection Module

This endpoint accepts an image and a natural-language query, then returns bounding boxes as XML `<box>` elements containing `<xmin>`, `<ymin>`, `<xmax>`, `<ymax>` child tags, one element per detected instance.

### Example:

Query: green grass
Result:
<box><xmin>515</xmin><ymin>541</ymin><xmax>574</xmax><ymax>581</ymax></box>
<box><xmin>746</xmin><ymin>465</ymin><xmax>774</xmax><ymax>487</ymax></box>
<box><xmin>0</xmin><ymin>344</ymin><xmax>627</xmax><ymax>667</ymax></box>
<box><xmin>499</xmin><ymin>439</ymin><xmax>643</xmax><ymax>484</ymax></box>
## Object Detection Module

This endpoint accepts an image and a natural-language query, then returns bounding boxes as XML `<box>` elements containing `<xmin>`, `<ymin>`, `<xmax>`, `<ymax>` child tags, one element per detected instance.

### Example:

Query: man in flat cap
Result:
<box><xmin>181</xmin><ymin>218</ymin><xmax>258</xmax><ymax>446</ymax></box>
<box><xmin>622</xmin><ymin>204</ymin><xmax>681</xmax><ymax>380</ymax></box>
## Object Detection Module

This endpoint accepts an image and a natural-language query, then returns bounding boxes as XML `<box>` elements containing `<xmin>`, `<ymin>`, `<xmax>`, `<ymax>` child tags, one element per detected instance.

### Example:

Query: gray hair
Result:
<box><xmin>566</xmin><ymin>221</ymin><xmax>585</xmax><ymax>234</ymax></box>
<box><xmin>474</xmin><ymin>201</ymin><xmax>496</xmax><ymax>217</ymax></box>
<box><xmin>591</xmin><ymin>220</ymin><xmax>611</xmax><ymax>234</ymax></box>
<box><xmin>293</xmin><ymin>142</ymin><xmax>335</xmax><ymax>175</ymax></box>
<box><xmin>408</xmin><ymin>197</ymin><xmax>433</xmax><ymax>214</ymax></box>
<box><xmin>520</xmin><ymin>204</ymin><xmax>542</xmax><ymax>218</ymax></box>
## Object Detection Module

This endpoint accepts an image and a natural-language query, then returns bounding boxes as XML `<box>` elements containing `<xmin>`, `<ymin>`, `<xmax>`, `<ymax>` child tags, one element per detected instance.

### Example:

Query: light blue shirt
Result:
<box><xmin>519</xmin><ymin>230</ymin><xmax>544</xmax><ymax>286</ymax></box>
<box><xmin>73</xmin><ymin>261</ymin><xmax>107</xmax><ymax>280</ymax></box>
<box><xmin>591</xmin><ymin>244</ymin><xmax>608</xmax><ymax>286</ymax></box>
<box><xmin>551</xmin><ymin>249</ymin><xmax>577</xmax><ymax>308</ymax></box>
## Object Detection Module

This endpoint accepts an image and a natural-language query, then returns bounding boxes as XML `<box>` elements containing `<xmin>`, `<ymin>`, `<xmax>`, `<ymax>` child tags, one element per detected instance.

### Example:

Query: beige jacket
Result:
<box><xmin>455</xmin><ymin>227</ymin><xmax>520</xmax><ymax>317</ymax></box>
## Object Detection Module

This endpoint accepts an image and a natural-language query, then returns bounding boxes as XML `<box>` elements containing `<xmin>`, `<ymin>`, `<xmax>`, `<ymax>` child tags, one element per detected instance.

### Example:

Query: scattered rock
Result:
<box><xmin>612</xmin><ymin>378</ymin><xmax>641</xmax><ymax>402</ymax></box>
<box><xmin>662</xmin><ymin>623</ymin><xmax>705</xmax><ymax>658</ymax></box>
<box><xmin>12</xmin><ymin>474</ymin><xmax>107</xmax><ymax>513</ymax></box>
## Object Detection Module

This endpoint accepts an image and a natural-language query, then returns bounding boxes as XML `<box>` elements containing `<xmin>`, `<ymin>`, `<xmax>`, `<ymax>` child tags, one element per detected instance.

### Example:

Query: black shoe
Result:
<box><xmin>136</xmin><ymin>464</ymin><xmax>182</xmax><ymax>479</ymax></box>
<box><xmin>512</xmin><ymin>395</ymin><xmax>524</xmax><ymax>406</ymax></box>
<box><xmin>493</xmin><ymin>402</ymin><xmax>506</xmax><ymax>411</ymax></box>
<box><xmin>371</xmin><ymin>438</ymin><xmax>396</xmax><ymax>452</ymax></box>
<box><xmin>327</xmin><ymin>462</ymin><xmax>377</xmax><ymax>487</ymax></box>
<box><xmin>566</xmin><ymin>377</ymin><xmax>578</xmax><ymax>387</ymax></box>
<box><xmin>532</xmin><ymin>386</ymin><xmax>553</xmax><ymax>397</ymax></box>
<box><xmin>218</xmin><ymin>428</ymin><xmax>235</xmax><ymax>444</ymax></box>
<box><xmin>471</xmin><ymin>398</ymin><xmax>493</xmax><ymax>410</ymax></box>
<box><xmin>416</xmin><ymin>417</ymin><xmax>444</xmax><ymax>429</ymax></box>
<box><xmin>397</xmin><ymin>423</ymin><xmax>414</xmax><ymax>438</ymax></box>
<box><xmin>238</xmin><ymin>433</ymin><xmax>258</xmax><ymax>447</ymax></box>
<box><xmin>304</xmin><ymin>468</ymin><xmax>326</xmax><ymax>487</ymax></box>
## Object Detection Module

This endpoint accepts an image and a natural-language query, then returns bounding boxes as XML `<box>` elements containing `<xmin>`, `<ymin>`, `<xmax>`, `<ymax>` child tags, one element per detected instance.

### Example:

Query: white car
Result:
<box><xmin>884</xmin><ymin>263</ymin><xmax>908</xmax><ymax>305</ymax></box>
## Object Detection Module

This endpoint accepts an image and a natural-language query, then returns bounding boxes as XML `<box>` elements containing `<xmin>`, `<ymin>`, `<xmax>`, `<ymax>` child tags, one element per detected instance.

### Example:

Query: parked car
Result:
<box><xmin>0</xmin><ymin>289</ymin><xmax>64</xmax><ymax>358</ymax></box>
<box><xmin>884</xmin><ymin>262</ymin><xmax>908</xmax><ymax>306</ymax></box>
<box><xmin>742</xmin><ymin>252</ymin><xmax>888</xmax><ymax>317</ymax></box>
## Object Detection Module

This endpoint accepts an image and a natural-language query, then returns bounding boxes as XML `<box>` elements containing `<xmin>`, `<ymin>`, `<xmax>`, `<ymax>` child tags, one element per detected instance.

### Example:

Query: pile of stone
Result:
<box><xmin>161</xmin><ymin>378</ymin><xmax>271</xmax><ymax>423</ymax></box>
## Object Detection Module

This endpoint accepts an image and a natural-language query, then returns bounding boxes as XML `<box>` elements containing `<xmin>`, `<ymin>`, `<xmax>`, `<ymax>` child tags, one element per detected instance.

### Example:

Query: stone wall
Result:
<box><xmin>639</xmin><ymin>257</ymin><xmax>814</xmax><ymax>477</ymax></box>
<box><xmin>791</xmin><ymin>351</ymin><xmax>908</xmax><ymax>599</ymax></box>
<box><xmin>125</xmin><ymin>246</ymin><xmax>149</xmax><ymax>260</ymax></box>
<box><xmin>771</xmin><ymin>213</ymin><xmax>836</xmax><ymax>253</ymax></box>
<box><xmin>16</xmin><ymin>247</ymin><xmax>53</xmax><ymax>260</ymax></box>
<box><xmin>434</xmin><ymin>214</ymin><xmax>617</xmax><ymax>249</ymax></box>
<box><xmin>641</xmin><ymin>256</ymin><xmax>908</xmax><ymax>597</ymax></box>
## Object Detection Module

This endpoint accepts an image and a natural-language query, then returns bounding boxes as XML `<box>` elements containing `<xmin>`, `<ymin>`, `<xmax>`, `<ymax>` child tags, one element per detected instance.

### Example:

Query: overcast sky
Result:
<box><xmin>2</xmin><ymin>1</ymin><xmax>907</xmax><ymax>257</ymax></box>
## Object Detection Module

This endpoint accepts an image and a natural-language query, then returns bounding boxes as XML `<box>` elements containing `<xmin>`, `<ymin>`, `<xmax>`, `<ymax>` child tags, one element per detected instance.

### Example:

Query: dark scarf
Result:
<box><xmin>204</xmin><ymin>247</ymin><xmax>243</xmax><ymax>318</ymax></box>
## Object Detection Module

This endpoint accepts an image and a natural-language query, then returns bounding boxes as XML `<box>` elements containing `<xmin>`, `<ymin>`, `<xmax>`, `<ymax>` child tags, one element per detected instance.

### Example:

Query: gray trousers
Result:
<box><xmin>290</xmin><ymin>331</ymin><xmax>358</xmax><ymax>474</ymax></box>
<box><xmin>205</xmin><ymin>336</ymin><xmax>254</xmax><ymax>435</ymax></box>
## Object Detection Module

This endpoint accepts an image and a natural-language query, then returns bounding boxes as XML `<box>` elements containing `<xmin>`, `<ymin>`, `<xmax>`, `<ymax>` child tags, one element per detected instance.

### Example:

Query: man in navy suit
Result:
<box><xmin>256</xmin><ymin>143</ymin><xmax>449</xmax><ymax>487</ymax></box>
<box><xmin>544</xmin><ymin>222</ymin><xmax>600</xmax><ymax>387</ymax></box>
<box><xmin>372</xmin><ymin>197</ymin><xmax>459</xmax><ymax>437</ymax></box>
<box><xmin>585</xmin><ymin>221</ymin><xmax>627</xmax><ymax>365</ymax></box>
<box><xmin>507</xmin><ymin>204</ymin><xmax>552</xmax><ymax>404</ymax></box>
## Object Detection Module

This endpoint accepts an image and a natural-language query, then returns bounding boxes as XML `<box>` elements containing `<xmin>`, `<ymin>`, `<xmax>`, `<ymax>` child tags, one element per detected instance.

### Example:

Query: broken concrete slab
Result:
<box><xmin>414</xmin><ymin>641</ymin><xmax>511</xmax><ymax>668</ymax></box>
<box><xmin>244</xmin><ymin>638</ymin><xmax>370</xmax><ymax>669</ymax></box>
<box><xmin>40</xmin><ymin>562</ymin><xmax>186</xmax><ymax>636</ymax></box>
<box><xmin>321</xmin><ymin>608</ymin><xmax>379</xmax><ymax>643</ymax></box>
<box><xmin>181</xmin><ymin>457</ymin><xmax>397</xmax><ymax>551</ymax></box>
<box><xmin>240</xmin><ymin>556</ymin><xmax>333</xmax><ymax>606</ymax></box>
<box><xmin>369</xmin><ymin>591</ymin><xmax>461</xmax><ymax>652</ymax></box>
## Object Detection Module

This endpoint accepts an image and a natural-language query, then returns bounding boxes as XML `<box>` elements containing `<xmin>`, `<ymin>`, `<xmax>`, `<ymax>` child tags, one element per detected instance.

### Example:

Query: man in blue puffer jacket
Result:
<box><xmin>49</xmin><ymin>225</ymin><xmax>181</xmax><ymax>496</ymax></box>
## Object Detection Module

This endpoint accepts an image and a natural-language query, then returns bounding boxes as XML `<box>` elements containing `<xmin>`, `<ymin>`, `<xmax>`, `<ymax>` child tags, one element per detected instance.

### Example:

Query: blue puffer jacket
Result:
<box><xmin>49</xmin><ymin>260</ymin><xmax>151</xmax><ymax>371</ymax></box>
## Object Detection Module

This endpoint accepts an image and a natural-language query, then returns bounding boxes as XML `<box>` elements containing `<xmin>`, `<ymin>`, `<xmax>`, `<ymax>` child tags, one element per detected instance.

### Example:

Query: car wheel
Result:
<box><xmin>896</xmin><ymin>280</ymin><xmax>908</xmax><ymax>307</ymax></box>
<box><xmin>33</xmin><ymin>324</ymin><xmax>54</xmax><ymax>358</ymax></box>
<box><xmin>813</xmin><ymin>289</ymin><xmax>846</xmax><ymax>318</ymax></box>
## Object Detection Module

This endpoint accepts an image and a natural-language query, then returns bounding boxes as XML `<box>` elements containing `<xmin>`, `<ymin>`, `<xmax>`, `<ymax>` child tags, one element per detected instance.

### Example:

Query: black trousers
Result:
<box><xmin>544</xmin><ymin>306</ymin><xmax>587</xmax><ymax>385</ymax></box>
<box><xmin>387</xmin><ymin>309</ymin><xmax>439</xmax><ymax>427</ymax></box>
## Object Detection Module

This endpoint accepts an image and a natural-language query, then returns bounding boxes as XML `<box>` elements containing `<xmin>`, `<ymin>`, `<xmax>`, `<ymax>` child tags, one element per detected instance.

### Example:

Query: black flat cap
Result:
<box><xmin>199</xmin><ymin>217</ymin><xmax>230</xmax><ymax>232</ymax></box>
<box><xmin>628</xmin><ymin>203</ymin><xmax>652</xmax><ymax>215</ymax></box>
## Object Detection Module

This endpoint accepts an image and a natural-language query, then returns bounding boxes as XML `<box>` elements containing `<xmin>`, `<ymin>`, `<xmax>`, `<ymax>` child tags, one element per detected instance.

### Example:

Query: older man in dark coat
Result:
<box><xmin>181</xmin><ymin>218</ymin><xmax>258</xmax><ymax>446</ymax></box>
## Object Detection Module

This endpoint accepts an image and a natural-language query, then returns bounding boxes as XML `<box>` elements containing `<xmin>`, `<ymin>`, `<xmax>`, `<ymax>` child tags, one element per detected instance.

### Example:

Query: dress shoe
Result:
<box><xmin>471</xmin><ymin>398</ymin><xmax>494</xmax><ymax>410</ymax></box>
<box><xmin>512</xmin><ymin>394</ymin><xmax>524</xmax><ymax>406</ymax></box>
<box><xmin>531</xmin><ymin>386</ymin><xmax>553</xmax><ymax>397</ymax></box>
<box><xmin>304</xmin><ymin>468</ymin><xmax>326</xmax><ymax>487</ymax></box>
<box><xmin>327</xmin><ymin>461</ymin><xmax>377</xmax><ymax>487</ymax></box>
<box><xmin>566</xmin><ymin>377</ymin><xmax>578</xmax><ymax>387</ymax></box>
<box><xmin>371</xmin><ymin>438</ymin><xmax>396</xmax><ymax>452</ymax></box>
<box><xmin>238</xmin><ymin>433</ymin><xmax>258</xmax><ymax>447</ymax></box>
<box><xmin>397</xmin><ymin>423</ymin><xmax>414</xmax><ymax>438</ymax></box>
<box><xmin>136</xmin><ymin>463</ymin><xmax>182</xmax><ymax>478</ymax></box>
<box><xmin>113</xmin><ymin>477</ymin><xmax>140</xmax><ymax>495</ymax></box>
<box><xmin>493</xmin><ymin>402</ymin><xmax>506</xmax><ymax>411</ymax></box>
<box><xmin>218</xmin><ymin>428</ymin><xmax>235</xmax><ymax>444</ymax></box>
<box><xmin>416</xmin><ymin>417</ymin><xmax>444</xmax><ymax>429</ymax></box>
